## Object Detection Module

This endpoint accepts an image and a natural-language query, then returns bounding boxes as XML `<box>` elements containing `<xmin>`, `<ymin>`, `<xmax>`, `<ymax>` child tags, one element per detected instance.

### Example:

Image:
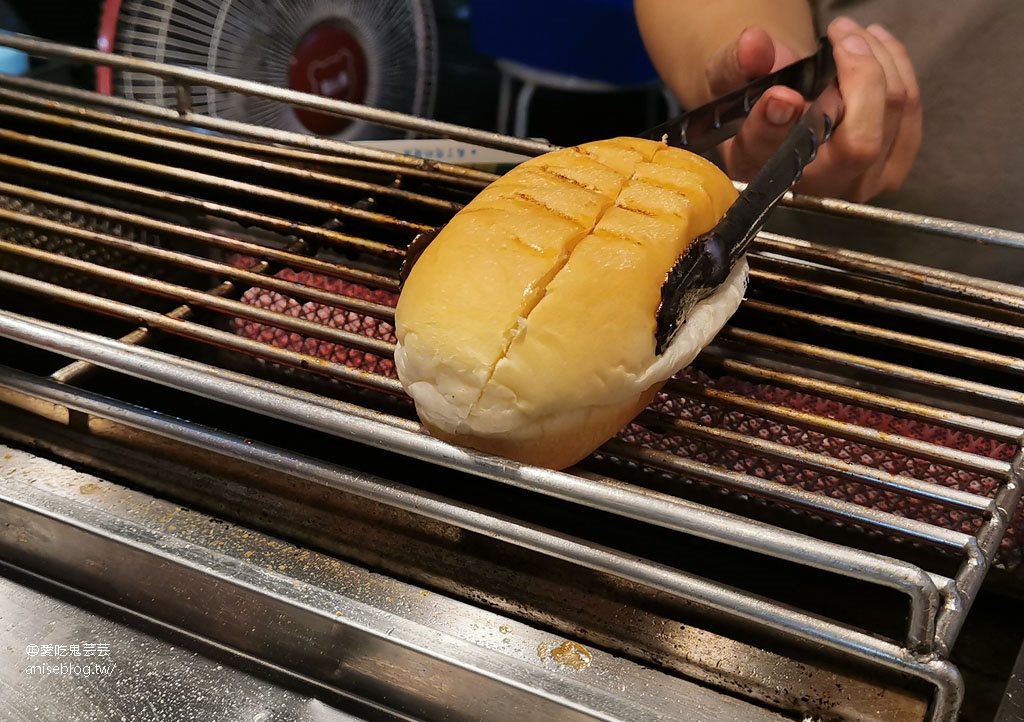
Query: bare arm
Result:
<box><xmin>633</xmin><ymin>0</ymin><xmax>816</xmax><ymax>108</ymax></box>
<box><xmin>634</xmin><ymin>2</ymin><xmax>921</xmax><ymax>203</ymax></box>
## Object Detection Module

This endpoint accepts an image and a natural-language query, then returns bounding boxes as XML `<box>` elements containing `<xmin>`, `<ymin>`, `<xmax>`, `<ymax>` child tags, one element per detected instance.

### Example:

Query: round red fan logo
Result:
<box><xmin>289</xmin><ymin>22</ymin><xmax>369</xmax><ymax>135</ymax></box>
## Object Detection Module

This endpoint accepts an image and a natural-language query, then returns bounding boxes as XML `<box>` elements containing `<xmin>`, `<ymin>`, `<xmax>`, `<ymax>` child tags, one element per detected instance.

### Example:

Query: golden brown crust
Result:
<box><xmin>395</xmin><ymin>137</ymin><xmax>742</xmax><ymax>470</ymax></box>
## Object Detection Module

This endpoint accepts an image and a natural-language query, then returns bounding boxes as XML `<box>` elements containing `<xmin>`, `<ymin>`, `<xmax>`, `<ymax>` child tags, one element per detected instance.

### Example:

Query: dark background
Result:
<box><xmin>0</xmin><ymin>0</ymin><xmax>666</xmax><ymax>147</ymax></box>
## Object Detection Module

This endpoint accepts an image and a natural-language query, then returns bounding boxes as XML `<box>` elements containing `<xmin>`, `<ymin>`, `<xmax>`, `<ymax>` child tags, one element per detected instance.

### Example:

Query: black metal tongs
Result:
<box><xmin>640</xmin><ymin>38</ymin><xmax>844</xmax><ymax>355</ymax></box>
<box><xmin>401</xmin><ymin>40</ymin><xmax>842</xmax><ymax>347</ymax></box>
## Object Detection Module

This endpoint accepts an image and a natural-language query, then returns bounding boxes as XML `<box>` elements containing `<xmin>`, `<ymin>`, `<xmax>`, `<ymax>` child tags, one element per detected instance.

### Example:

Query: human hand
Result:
<box><xmin>712</xmin><ymin>17</ymin><xmax>922</xmax><ymax>203</ymax></box>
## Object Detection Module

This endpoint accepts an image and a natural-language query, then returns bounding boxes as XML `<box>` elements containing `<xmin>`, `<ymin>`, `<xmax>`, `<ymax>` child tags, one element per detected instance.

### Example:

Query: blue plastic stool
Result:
<box><xmin>470</xmin><ymin>0</ymin><xmax>677</xmax><ymax>136</ymax></box>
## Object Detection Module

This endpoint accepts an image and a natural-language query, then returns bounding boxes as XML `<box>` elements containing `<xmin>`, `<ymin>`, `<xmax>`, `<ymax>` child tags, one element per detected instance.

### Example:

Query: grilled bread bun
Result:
<box><xmin>394</xmin><ymin>137</ymin><xmax>745</xmax><ymax>469</ymax></box>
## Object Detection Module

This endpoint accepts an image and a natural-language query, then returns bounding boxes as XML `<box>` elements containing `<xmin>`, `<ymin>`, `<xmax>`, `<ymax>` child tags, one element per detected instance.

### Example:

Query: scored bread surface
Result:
<box><xmin>395</xmin><ymin>137</ymin><xmax>741</xmax><ymax>467</ymax></box>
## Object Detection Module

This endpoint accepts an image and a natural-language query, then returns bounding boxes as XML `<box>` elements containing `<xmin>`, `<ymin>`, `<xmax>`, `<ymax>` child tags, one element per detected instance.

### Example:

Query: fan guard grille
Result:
<box><xmin>102</xmin><ymin>0</ymin><xmax>437</xmax><ymax>140</ymax></box>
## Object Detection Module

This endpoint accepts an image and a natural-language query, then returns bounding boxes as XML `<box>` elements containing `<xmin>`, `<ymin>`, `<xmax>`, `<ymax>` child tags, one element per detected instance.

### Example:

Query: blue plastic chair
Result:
<box><xmin>469</xmin><ymin>0</ymin><xmax>676</xmax><ymax>136</ymax></box>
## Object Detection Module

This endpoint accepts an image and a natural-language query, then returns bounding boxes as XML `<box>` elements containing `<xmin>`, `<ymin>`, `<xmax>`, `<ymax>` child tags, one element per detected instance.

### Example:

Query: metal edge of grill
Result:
<box><xmin>0</xmin><ymin>31</ymin><xmax>1022</xmax><ymax>722</ymax></box>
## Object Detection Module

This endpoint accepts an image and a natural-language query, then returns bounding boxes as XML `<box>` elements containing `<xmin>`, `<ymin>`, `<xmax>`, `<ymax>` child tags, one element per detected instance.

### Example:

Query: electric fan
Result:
<box><xmin>97</xmin><ymin>0</ymin><xmax>437</xmax><ymax>140</ymax></box>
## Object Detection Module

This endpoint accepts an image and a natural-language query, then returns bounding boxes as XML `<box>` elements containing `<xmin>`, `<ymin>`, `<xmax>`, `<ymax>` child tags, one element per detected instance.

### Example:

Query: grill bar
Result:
<box><xmin>0</xmin><ymin>246</ymin><xmax>396</xmax><ymax>359</ymax></box>
<box><xmin>0</xmin><ymin>127</ymin><xmax>432</xmax><ymax>233</ymax></box>
<box><xmin>6</xmin><ymin>191</ymin><xmax>1014</xmax><ymax>481</ymax></box>
<box><xmin>671</xmin><ymin>378</ymin><xmax>1012</xmax><ymax>478</ymax></box>
<box><xmin>0</xmin><ymin>154</ymin><xmax>405</xmax><ymax>259</ymax></box>
<box><xmin>2</xmin><ymin>150</ymin><xmax>1015</xmax><ymax>634</ymax></box>
<box><xmin>2</xmin><ymin>223</ymin><xmax>1003</xmax><ymax>545</ymax></box>
<box><xmin>0</xmin><ymin>180</ymin><xmax>400</xmax><ymax>288</ymax></box>
<box><xmin>47</xmin><ymin>235</ymin><xmax>310</xmax><ymax>385</ymax></box>
<box><xmin>7</xmin><ymin>29</ymin><xmax>1024</xmax><ymax>250</ymax></box>
<box><xmin>603</xmin><ymin>436</ymin><xmax>978</xmax><ymax>547</ymax></box>
<box><xmin>698</xmin><ymin>351</ymin><xmax>1023</xmax><ymax>442</ymax></box>
<box><xmin>937</xmin><ymin>444</ymin><xmax>1024</xmax><ymax>655</ymax></box>
<box><xmin>3</xmin><ymin>196</ymin><xmax>1011</xmax><ymax>541</ymax></box>
<box><xmin>743</xmin><ymin>297</ymin><xmax>1024</xmax><ymax>375</ymax></box>
<box><xmin>751</xmin><ymin>266</ymin><xmax>1024</xmax><ymax>345</ymax></box>
<box><xmin>631</xmin><ymin>411</ymin><xmax>993</xmax><ymax>513</ymax></box>
<box><xmin>756</xmin><ymin>233</ymin><xmax>1024</xmax><ymax>310</ymax></box>
<box><xmin>934</xmin><ymin>448</ymin><xmax>1023</xmax><ymax>654</ymax></box>
<box><xmin>50</xmin><ymin>285</ymin><xmax>228</xmax><ymax>385</ymax></box>
<box><xmin>0</xmin><ymin>73</ymin><xmax>498</xmax><ymax>189</ymax></box>
<box><xmin>773</xmin><ymin>193</ymin><xmax>1024</xmax><ymax>250</ymax></box>
<box><xmin>0</xmin><ymin>220</ymin><xmax>398</xmax><ymax>321</ymax></box>
<box><xmin>0</xmin><ymin>277</ymin><xmax>403</xmax><ymax>395</ymax></box>
<box><xmin>0</xmin><ymin>359</ymin><xmax>966</xmax><ymax>722</ymax></box>
<box><xmin>0</xmin><ymin>102</ymin><xmax>464</xmax><ymax>215</ymax></box>
<box><xmin>0</xmin><ymin>309</ymin><xmax>970</xmax><ymax>659</ymax></box>
<box><xmin>0</xmin><ymin>77</ymin><xmax>497</xmax><ymax>192</ymax></box>
<box><xmin>719</xmin><ymin>327</ymin><xmax>1023</xmax><ymax>410</ymax></box>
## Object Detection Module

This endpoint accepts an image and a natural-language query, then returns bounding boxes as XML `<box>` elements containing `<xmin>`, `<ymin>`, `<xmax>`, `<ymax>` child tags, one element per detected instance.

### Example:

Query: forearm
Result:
<box><xmin>634</xmin><ymin>0</ymin><xmax>816</xmax><ymax>107</ymax></box>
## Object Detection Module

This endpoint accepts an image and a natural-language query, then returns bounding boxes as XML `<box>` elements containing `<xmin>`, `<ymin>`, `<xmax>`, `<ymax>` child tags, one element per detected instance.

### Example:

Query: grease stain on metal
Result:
<box><xmin>538</xmin><ymin>640</ymin><xmax>592</xmax><ymax>671</ymax></box>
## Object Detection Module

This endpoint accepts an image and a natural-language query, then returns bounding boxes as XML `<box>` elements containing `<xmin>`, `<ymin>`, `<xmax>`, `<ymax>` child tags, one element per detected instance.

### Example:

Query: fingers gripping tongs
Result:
<box><xmin>640</xmin><ymin>39</ymin><xmax>843</xmax><ymax>355</ymax></box>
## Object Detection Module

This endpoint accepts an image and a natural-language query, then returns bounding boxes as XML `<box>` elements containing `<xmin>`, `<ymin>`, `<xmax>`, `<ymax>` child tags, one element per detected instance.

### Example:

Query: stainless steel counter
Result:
<box><xmin>0</xmin><ymin>443</ymin><xmax>793</xmax><ymax>722</ymax></box>
<box><xmin>0</xmin><ymin>571</ymin><xmax>374</xmax><ymax>722</ymax></box>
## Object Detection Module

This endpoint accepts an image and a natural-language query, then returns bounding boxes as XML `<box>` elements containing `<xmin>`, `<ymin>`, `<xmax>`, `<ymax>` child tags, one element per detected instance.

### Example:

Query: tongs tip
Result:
<box><xmin>400</xmin><ymin>227</ymin><xmax>441</xmax><ymax>287</ymax></box>
<box><xmin>654</xmin><ymin>229</ymin><xmax>732</xmax><ymax>355</ymax></box>
<box><xmin>654</xmin><ymin>81</ymin><xmax>843</xmax><ymax>357</ymax></box>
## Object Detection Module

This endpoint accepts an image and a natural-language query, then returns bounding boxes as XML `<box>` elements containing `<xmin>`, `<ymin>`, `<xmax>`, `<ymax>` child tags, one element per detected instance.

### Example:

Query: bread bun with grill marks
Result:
<box><xmin>394</xmin><ymin>137</ymin><xmax>746</xmax><ymax>469</ymax></box>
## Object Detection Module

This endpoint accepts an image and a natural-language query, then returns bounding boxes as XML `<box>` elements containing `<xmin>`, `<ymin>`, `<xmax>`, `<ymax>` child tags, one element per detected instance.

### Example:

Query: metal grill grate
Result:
<box><xmin>0</xmin><ymin>33</ymin><xmax>1023</xmax><ymax>722</ymax></box>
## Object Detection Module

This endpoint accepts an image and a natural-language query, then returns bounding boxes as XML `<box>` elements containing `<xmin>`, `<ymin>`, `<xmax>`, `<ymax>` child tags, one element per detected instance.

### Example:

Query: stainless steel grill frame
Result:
<box><xmin>0</xmin><ymin>32</ymin><xmax>1023</xmax><ymax>722</ymax></box>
